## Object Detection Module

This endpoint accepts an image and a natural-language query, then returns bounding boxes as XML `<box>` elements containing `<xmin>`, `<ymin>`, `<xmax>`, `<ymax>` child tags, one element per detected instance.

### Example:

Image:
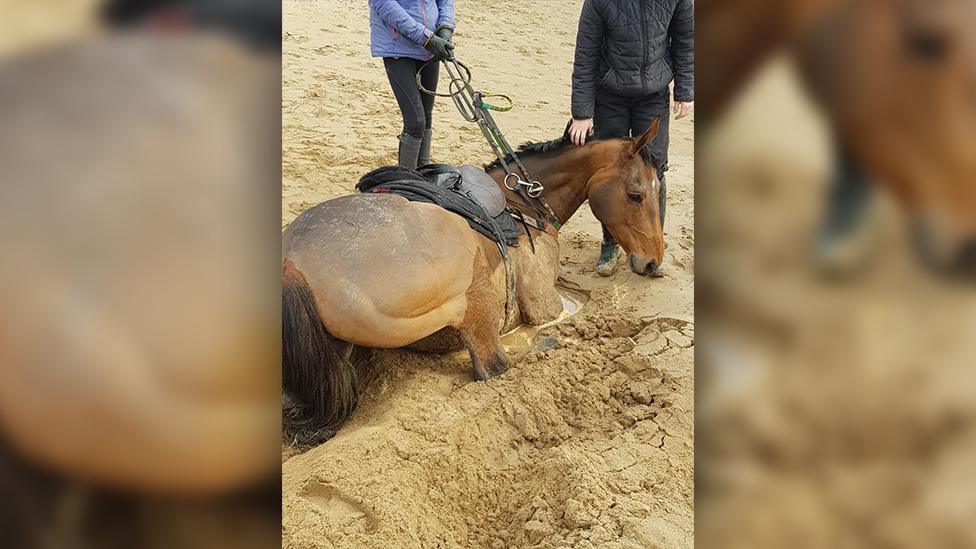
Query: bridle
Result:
<box><xmin>417</xmin><ymin>56</ymin><xmax>567</xmax><ymax>329</ymax></box>
<box><xmin>417</xmin><ymin>57</ymin><xmax>562</xmax><ymax>231</ymax></box>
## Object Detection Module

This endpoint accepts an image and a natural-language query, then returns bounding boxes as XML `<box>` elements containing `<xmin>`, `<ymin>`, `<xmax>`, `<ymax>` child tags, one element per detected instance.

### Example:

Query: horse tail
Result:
<box><xmin>281</xmin><ymin>262</ymin><xmax>359</xmax><ymax>439</ymax></box>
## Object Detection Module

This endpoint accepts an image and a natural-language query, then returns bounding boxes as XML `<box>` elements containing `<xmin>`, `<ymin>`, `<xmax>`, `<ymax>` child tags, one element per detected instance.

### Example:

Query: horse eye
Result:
<box><xmin>905</xmin><ymin>29</ymin><xmax>949</xmax><ymax>62</ymax></box>
<box><xmin>627</xmin><ymin>193</ymin><xmax>643</xmax><ymax>203</ymax></box>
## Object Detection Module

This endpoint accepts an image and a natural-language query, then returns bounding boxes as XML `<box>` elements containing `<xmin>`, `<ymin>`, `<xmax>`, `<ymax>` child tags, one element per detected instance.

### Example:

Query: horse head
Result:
<box><xmin>586</xmin><ymin>118</ymin><xmax>665</xmax><ymax>276</ymax></box>
<box><xmin>861</xmin><ymin>0</ymin><xmax>976</xmax><ymax>274</ymax></box>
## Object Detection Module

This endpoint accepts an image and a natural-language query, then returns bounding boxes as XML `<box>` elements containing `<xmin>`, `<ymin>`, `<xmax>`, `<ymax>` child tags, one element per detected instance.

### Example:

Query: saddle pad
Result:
<box><xmin>356</xmin><ymin>166</ymin><xmax>523</xmax><ymax>248</ymax></box>
<box><xmin>355</xmin><ymin>166</ymin><xmax>426</xmax><ymax>193</ymax></box>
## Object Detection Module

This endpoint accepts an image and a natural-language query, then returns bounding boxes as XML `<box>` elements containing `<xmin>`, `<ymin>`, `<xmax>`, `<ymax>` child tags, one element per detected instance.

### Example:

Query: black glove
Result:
<box><xmin>424</xmin><ymin>33</ymin><xmax>454</xmax><ymax>60</ymax></box>
<box><xmin>435</xmin><ymin>24</ymin><xmax>454</xmax><ymax>45</ymax></box>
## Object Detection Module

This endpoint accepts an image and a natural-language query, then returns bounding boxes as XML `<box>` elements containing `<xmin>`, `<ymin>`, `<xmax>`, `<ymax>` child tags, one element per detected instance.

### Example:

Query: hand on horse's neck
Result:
<box><xmin>496</xmin><ymin>144</ymin><xmax>603</xmax><ymax>226</ymax></box>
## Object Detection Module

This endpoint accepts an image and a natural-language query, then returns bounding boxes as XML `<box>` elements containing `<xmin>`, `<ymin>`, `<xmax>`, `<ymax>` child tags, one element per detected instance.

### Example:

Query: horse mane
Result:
<box><xmin>483</xmin><ymin>129</ymin><xmax>657</xmax><ymax>172</ymax></box>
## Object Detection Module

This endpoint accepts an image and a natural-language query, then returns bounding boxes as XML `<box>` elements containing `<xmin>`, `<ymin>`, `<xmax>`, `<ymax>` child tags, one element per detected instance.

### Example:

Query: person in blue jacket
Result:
<box><xmin>369</xmin><ymin>0</ymin><xmax>456</xmax><ymax>169</ymax></box>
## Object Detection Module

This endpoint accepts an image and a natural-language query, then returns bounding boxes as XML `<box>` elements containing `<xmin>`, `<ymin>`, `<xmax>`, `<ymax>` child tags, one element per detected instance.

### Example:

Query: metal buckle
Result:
<box><xmin>505</xmin><ymin>174</ymin><xmax>545</xmax><ymax>197</ymax></box>
<box><xmin>504</xmin><ymin>173</ymin><xmax>520</xmax><ymax>191</ymax></box>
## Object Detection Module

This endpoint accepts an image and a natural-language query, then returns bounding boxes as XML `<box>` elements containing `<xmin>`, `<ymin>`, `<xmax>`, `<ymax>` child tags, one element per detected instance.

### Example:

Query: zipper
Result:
<box><xmin>639</xmin><ymin>0</ymin><xmax>649</xmax><ymax>78</ymax></box>
<box><xmin>419</xmin><ymin>0</ymin><xmax>429</xmax><ymax>60</ymax></box>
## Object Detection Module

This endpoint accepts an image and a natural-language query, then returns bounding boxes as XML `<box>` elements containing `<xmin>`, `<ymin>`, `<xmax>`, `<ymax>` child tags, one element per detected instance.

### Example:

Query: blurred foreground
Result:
<box><xmin>0</xmin><ymin>3</ymin><xmax>281</xmax><ymax>548</ymax></box>
<box><xmin>698</xmin><ymin>0</ymin><xmax>976</xmax><ymax>547</ymax></box>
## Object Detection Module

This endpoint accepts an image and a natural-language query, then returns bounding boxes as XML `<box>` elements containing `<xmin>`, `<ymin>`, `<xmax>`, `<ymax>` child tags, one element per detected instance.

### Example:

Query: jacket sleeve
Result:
<box><xmin>669</xmin><ymin>0</ymin><xmax>694</xmax><ymax>102</ymax></box>
<box><xmin>571</xmin><ymin>0</ymin><xmax>605</xmax><ymax>120</ymax></box>
<box><xmin>436</xmin><ymin>0</ymin><xmax>455</xmax><ymax>30</ymax></box>
<box><xmin>369</xmin><ymin>0</ymin><xmax>432</xmax><ymax>45</ymax></box>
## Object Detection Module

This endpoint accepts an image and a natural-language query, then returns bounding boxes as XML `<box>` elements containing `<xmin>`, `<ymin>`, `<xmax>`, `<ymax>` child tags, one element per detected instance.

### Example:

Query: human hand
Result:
<box><xmin>569</xmin><ymin>118</ymin><xmax>594</xmax><ymax>146</ymax></box>
<box><xmin>673</xmin><ymin>101</ymin><xmax>694</xmax><ymax>120</ymax></box>
<box><xmin>424</xmin><ymin>33</ymin><xmax>454</xmax><ymax>60</ymax></box>
<box><xmin>435</xmin><ymin>25</ymin><xmax>454</xmax><ymax>46</ymax></box>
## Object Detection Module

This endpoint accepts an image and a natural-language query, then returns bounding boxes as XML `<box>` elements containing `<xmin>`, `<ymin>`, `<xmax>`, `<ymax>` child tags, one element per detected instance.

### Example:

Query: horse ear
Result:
<box><xmin>631</xmin><ymin>117</ymin><xmax>661</xmax><ymax>157</ymax></box>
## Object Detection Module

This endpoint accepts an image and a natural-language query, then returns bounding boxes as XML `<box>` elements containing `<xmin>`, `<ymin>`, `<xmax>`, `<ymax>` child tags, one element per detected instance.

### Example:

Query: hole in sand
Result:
<box><xmin>500</xmin><ymin>288</ymin><xmax>587</xmax><ymax>353</ymax></box>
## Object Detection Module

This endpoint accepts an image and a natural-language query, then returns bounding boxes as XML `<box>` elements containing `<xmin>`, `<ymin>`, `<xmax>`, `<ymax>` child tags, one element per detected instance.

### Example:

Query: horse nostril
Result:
<box><xmin>957</xmin><ymin>240</ymin><xmax>976</xmax><ymax>272</ymax></box>
<box><xmin>645</xmin><ymin>261</ymin><xmax>657</xmax><ymax>275</ymax></box>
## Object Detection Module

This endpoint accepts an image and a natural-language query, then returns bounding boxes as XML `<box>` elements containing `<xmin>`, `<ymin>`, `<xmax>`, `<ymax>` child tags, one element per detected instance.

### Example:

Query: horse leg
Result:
<box><xmin>407</xmin><ymin>327</ymin><xmax>466</xmax><ymax>353</ymax></box>
<box><xmin>457</xmin><ymin>250</ymin><xmax>511</xmax><ymax>381</ymax></box>
<box><xmin>514</xmin><ymin>236</ymin><xmax>564</xmax><ymax>326</ymax></box>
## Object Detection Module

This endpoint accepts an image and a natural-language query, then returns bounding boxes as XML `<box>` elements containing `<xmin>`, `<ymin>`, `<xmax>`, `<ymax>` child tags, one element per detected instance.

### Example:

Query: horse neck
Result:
<box><xmin>494</xmin><ymin>145</ymin><xmax>604</xmax><ymax>226</ymax></box>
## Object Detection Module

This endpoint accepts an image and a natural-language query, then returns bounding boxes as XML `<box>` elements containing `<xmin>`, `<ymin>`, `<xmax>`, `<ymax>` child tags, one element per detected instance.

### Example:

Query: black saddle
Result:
<box><xmin>356</xmin><ymin>164</ymin><xmax>522</xmax><ymax>247</ymax></box>
<box><xmin>415</xmin><ymin>164</ymin><xmax>508</xmax><ymax>218</ymax></box>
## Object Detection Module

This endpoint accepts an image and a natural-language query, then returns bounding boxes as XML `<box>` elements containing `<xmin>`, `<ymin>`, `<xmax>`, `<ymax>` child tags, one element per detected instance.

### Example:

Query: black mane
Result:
<box><xmin>483</xmin><ymin>132</ymin><xmax>657</xmax><ymax>172</ymax></box>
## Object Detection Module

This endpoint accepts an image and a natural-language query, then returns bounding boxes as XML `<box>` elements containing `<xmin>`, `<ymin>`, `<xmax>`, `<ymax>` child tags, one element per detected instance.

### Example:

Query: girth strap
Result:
<box><xmin>509</xmin><ymin>208</ymin><xmax>557</xmax><ymax>237</ymax></box>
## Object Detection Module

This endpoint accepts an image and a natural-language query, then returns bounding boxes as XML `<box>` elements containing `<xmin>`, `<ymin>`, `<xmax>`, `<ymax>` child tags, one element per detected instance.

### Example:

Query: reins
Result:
<box><xmin>417</xmin><ymin>56</ymin><xmax>566</xmax><ymax>331</ymax></box>
<box><xmin>417</xmin><ymin>57</ymin><xmax>562</xmax><ymax>231</ymax></box>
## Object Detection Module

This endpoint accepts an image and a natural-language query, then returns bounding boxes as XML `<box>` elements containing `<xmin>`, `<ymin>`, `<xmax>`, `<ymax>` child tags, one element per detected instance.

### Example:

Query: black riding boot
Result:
<box><xmin>418</xmin><ymin>128</ymin><xmax>433</xmax><ymax>168</ymax></box>
<box><xmin>597</xmin><ymin>225</ymin><xmax>620</xmax><ymax>276</ymax></box>
<box><xmin>816</xmin><ymin>146</ymin><xmax>874</xmax><ymax>273</ymax></box>
<box><xmin>397</xmin><ymin>133</ymin><xmax>423</xmax><ymax>170</ymax></box>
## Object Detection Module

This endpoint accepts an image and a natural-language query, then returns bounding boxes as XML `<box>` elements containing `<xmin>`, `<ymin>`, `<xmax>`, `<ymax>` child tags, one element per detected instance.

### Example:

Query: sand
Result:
<box><xmin>281</xmin><ymin>1</ymin><xmax>695</xmax><ymax>547</ymax></box>
<box><xmin>696</xmin><ymin>58</ymin><xmax>976</xmax><ymax>548</ymax></box>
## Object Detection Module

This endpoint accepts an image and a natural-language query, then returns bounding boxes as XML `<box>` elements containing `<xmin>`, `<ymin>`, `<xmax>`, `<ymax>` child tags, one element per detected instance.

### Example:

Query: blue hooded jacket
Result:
<box><xmin>369</xmin><ymin>0</ymin><xmax>455</xmax><ymax>61</ymax></box>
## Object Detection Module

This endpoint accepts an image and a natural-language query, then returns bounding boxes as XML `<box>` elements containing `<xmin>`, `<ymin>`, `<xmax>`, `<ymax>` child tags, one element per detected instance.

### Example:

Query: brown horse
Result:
<box><xmin>282</xmin><ymin>119</ymin><xmax>663</xmax><ymax>439</ymax></box>
<box><xmin>0</xmin><ymin>34</ymin><xmax>281</xmax><ymax>496</ymax></box>
<box><xmin>699</xmin><ymin>0</ymin><xmax>976</xmax><ymax>271</ymax></box>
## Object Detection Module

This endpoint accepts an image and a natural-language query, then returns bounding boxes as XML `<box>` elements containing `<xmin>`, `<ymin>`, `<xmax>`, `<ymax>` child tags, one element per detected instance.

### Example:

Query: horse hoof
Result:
<box><xmin>473</xmin><ymin>367</ymin><xmax>491</xmax><ymax>381</ymax></box>
<box><xmin>534</xmin><ymin>336</ymin><xmax>559</xmax><ymax>352</ymax></box>
<box><xmin>488</xmin><ymin>353</ymin><xmax>512</xmax><ymax>376</ymax></box>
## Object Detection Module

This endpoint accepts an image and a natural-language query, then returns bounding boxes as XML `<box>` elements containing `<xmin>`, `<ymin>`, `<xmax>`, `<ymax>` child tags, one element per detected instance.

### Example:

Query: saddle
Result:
<box><xmin>416</xmin><ymin>164</ymin><xmax>508</xmax><ymax>218</ymax></box>
<box><xmin>355</xmin><ymin>164</ymin><xmax>522</xmax><ymax>248</ymax></box>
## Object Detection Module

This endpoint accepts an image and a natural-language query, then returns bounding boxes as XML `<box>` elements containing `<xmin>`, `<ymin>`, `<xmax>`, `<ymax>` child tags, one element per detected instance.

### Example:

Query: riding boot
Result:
<box><xmin>647</xmin><ymin>175</ymin><xmax>668</xmax><ymax>277</ymax></box>
<box><xmin>596</xmin><ymin>224</ymin><xmax>620</xmax><ymax>277</ymax></box>
<box><xmin>397</xmin><ymin>133</ymin><xmax>423</xmax><ymax>170</ymax></box>
<box><xmin>816</xmin><ymin>146</ymin><xmax>875</xmax><ymax>274</ymax></box>
<box><xmin>658</xmin><ymin>174</ymin><xmax>667</xmax><ymax>228</ymax></box>
<box><xmin>418</xmin><ymin>128</ymin><xmax>433</xmax><ymax>168</ymax></box>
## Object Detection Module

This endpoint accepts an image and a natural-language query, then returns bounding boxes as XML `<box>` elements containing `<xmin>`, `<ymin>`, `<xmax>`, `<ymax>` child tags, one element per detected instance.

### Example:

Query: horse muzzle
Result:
<box><xmin>913</xmin><ymin>220</ymin><xmax>976</xmax><ymax>278</ymax></box>
<box><xmin>946</xmin><ymin>238</ymin><xmax>976</xmax><ymax>277</ymax></box>
<box><xmin>629</xmin><ymin>254</ymin><xmax>660</xmax><ymax>277</ymax></box>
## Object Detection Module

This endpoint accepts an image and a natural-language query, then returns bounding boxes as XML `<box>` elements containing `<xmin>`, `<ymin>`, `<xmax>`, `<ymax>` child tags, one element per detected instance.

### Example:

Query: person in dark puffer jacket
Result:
<box><xmin>569</xmin><ymin>0</ymin><xmax>694</xmax><ymax>276</ymax></box>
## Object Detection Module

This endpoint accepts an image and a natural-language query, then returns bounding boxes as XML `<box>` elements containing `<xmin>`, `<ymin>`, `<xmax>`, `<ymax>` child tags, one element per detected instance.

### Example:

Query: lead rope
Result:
<box><xmin>416</xmin><ymin>57</ymin><xmax>562</xmax><ymax>229</ymax></box>
<box><xmin>417</xmin><ymin>56</ymin><xmax>561</xmax><ymax>331</ymax></box>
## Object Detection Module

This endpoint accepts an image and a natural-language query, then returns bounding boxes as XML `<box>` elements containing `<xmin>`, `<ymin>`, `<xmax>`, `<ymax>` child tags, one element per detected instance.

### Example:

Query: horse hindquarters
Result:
<box><xmin>282</xmin><ymin>262</ymin><xmax>360</xmax><ymax>443</ymax></box>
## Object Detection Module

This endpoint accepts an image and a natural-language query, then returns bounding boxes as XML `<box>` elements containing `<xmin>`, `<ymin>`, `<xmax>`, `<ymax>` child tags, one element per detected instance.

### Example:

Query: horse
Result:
<box><xmin>0</xmin><ymin>33</ymin><xmax>281</xmax><ymax>497</ymax></box>
<box><xmin>281</xmin><ymin>118</ymin><xmax>663</xmax><ymax>439</ymax></box>
<box><xmin>698</xmin><ymin>0</ymin><xmax>976</xmax><ymax>272</ymax></box>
